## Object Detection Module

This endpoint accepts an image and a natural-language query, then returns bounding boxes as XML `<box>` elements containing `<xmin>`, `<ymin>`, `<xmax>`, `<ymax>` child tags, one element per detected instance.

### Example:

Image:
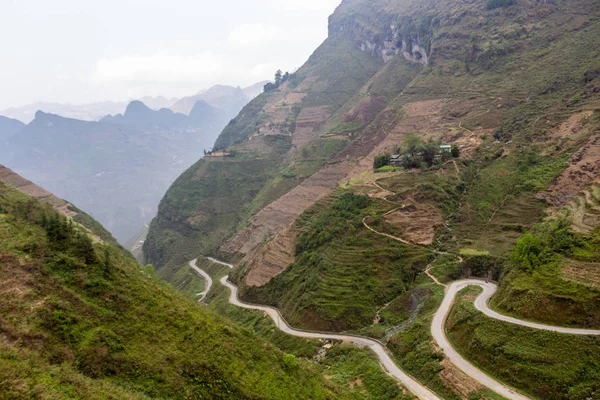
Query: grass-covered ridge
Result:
<box><xmin>0</xmin><ymin>181</ymin><xmax>365</xmax><ymax>399</ymax></box>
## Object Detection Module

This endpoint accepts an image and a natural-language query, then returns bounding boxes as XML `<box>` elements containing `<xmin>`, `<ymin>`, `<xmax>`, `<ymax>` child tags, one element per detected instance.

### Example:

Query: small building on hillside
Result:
<box><xmin>440</xmin><ymin>145</ymin><xmax>452</xmax><ymax>153</ymax></box>
<box><xmin>389</xmin><ymin>154</ymin><xmax>406</xmax><ymax>166</ymax></box>
<box><xmin>205</xmin><ymin>151</ymin><xmax>231</xmax><ymax>158</ymax></box>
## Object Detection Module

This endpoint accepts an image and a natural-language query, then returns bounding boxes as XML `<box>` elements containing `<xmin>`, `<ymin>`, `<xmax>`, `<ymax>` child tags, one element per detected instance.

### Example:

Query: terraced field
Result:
<box><xmin>240</xmin><ymin>192</ymin><xmax>433</xmax><ymax>331</ymax></box>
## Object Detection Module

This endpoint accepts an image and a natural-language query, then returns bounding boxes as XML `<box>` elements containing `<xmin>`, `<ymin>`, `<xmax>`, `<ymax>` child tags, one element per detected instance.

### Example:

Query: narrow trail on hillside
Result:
<box><xmin>362</xmin><ymin>217</ymin><xmax>412</xmax><ymax>245</ymax></box>
<box><xmin>191</xmin><ymin>251</ymin><xmax>600</xmax><ymax>400</ymax></box>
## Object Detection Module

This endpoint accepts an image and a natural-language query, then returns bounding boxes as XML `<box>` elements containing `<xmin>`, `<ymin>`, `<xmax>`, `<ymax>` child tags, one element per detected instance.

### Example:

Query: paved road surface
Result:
<box><xmin>219</xmin><ymin>275</ymin><xmax>441</xmax><ymax>400</ymax></box>
<box><xmin>470</xmin><ymin>280</ymin><xmax>600</xmax><ymax>335</ymax></box>
<box><xmin>188</xmin><ymin>259</ymin><xmax>212</xmax><ymax>301</ymax></box>
<box><xmin>432</xmin><ymin>280</ymin><xmax>531</xmax><ymax>400</ymax></box>
<box><xmin>193</xmin><ymin>259</ymin><xmax>600</xmax><ymax>400</ymax></box>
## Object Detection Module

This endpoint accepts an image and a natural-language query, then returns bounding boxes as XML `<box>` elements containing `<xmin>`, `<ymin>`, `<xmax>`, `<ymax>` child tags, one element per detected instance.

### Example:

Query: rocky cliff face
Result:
<box><xmin>329</xmin><ymin>0</ymin><xmax>433</xmax><ymax>65</ymax></box>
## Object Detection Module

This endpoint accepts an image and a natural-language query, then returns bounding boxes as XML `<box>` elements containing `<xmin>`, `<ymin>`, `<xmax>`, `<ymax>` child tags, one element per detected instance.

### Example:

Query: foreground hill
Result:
<box><xmin>0</xmin><ymin>178</ymin><xmax>373</xmax><ymax>399</ymax></box>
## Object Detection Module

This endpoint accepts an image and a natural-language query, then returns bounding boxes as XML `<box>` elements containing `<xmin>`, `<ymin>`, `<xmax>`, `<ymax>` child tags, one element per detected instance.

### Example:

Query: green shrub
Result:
<box><xmin>373</xmin><ymin>153</ymin><xmax>391</xmax><ymax>169</ymax></box>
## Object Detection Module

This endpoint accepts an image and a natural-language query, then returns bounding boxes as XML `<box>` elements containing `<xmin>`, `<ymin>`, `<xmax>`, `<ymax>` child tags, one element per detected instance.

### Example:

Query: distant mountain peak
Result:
<box><xmin>34</xmin><ymin>110</ymin><xmax>48</xmax><ymax>120</ymax></box>
<box><xmin>124</xmin><ymin>100</ymin><xmax>152</xmax><ymax>116</ymax></box>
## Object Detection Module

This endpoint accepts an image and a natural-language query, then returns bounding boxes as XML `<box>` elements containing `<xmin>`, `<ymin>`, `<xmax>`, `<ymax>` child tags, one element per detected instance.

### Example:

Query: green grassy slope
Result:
<box><xmin>448</xmin><ymin>287</ymin><xmax>600</xmax><ymax>400</ymax></box>
<box><xmin>196</xmin><ymin>257</ymin><xmax>412</xmax><ymax>400</ymax></box>
<box><xmin>144</xmin><ymin>155</ymin><xmax>283</xmax><ymax>281</ymax></box>
<box><xmin>0</xmin><ymin>181</ymin><xmax>364</xmax><ymax>399</ymax></box>
<box><xmin>493</xmin><ymin>219</ymin><xmax>600</xmax><ymax>327</ymax></box>
<box><xmin>239</xmin><ymin>191</ymin><xmax>432</xmax><ymax>331</ymax></box>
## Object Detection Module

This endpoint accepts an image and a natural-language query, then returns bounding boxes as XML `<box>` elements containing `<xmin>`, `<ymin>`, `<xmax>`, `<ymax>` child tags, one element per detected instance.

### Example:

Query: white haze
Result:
<box><xmin>0</xmin><ymin>0</ymin><xmax>341</xmax><ymax>109</ymax></box>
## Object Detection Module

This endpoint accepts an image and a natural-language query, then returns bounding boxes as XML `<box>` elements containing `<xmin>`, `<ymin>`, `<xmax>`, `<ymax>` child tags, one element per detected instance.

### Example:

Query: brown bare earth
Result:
<box><xmin>229</xmin><ymin>97</ymin><xmax>488</xmax><ymax>287</ymax></box>
<box><xmin>562</xmin><ymin>259</ymin><xmax>600</xmax><ymax>288</ymax></box>
<box><xmin>567</xmin><ymin>184</ymin><xmax>600</xmax><ymax>234</ymax></box>
<box><xmin>258</xmin><ymin>92</ymin><xmax>304</xmax><ymax>136</ymax></box>
<box><xmin>346</xmin><ymin>99</ymin><xmax>450</xmax><ymax>179</ymax></box>
<box><xmin>221</xmin><ymin>159</ymin><xmax>354</xmax><ymax>280</ymax></box>
<box><xmin>384</xmin><ymin>202</ymin><xmax>444</xmax><ymax>246</ymax></box>
<box><xmin>439</xmin><ymin>358</ymin><xmax>485</xmax><ymax>399</ymax></box>
<box><xmin>0</xmin><ymin>165</ymin><xmax>76</xmax><ymax>218</ymax></box>
<box><xmin>286</xmin><ymin>105</ymin><xmax>330</xmax><ymax>160</ymax></box>
<box><xmin>538</xmin><ymin>133</ymin><xmax>600</xmax><ymax>206</ymax></box>
<box><xmin>244</xmin><ymin>228</ymin><xmax>297</xmax><ymax>287</ymax></box>
<box><xmin>547</xmin><ymin>111</ymin><xmax>593</xmax><ymax>140</ymax></box>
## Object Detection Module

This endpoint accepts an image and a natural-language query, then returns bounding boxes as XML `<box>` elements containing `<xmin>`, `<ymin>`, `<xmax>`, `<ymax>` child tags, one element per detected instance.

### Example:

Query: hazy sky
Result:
<box><xmin>0</xmin><ymin>0</ymin><xmax>341</xmax><ymax>109</ymax></box>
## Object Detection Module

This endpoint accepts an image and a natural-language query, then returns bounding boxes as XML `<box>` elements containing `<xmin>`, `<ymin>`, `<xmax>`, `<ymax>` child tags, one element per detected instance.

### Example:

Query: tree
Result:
<box><xmin>264</xmin><ymin>82</ymin><xmax>278</xmax><ymax>92</ymax></box>
<box><xmin>402</xmin><ymin>133</ymin><xmax>423</xmax><ymax>157</ymax></box>
<box><xmin>76</xmin><ymin>232</ymin><xmax>97</xmax><ymax>265</ymax></box>
<box><xmin>451</xmin><ymin>144</ymin><xmax>461</xmax><ymax>158</ymax></box>
<box><xmin>421</xmin><ymin>139</ymin><xmax>440</xmax><ymax>167</ymax></box>
<box><xmin>513</xmin><ymin>232</ymin><xmax>543</xmax><ymax>270</ymax></box>
<box><xmin>275</xmin><ymin>70</ymin><xmax>283</xmax><ymax>85</ymax></box>
<box><xmin>486</xmin><ymin>0</ymin><xmax>515</xmax><ymax>9</ymax></box>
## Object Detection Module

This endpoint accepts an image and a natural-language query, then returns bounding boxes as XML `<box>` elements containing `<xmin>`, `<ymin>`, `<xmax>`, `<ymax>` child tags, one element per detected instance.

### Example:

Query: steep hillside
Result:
<box><xmin>0</xmin><ymin>179</ymin><xmax>374</xmax><ymax>399</ymax></box>
<box><xmin>141</xmin><ymin>0</ymin><xmax>600</xmax><ymax>397</ymax></box>
<box><xmin>144</xmin><ymin>31</ymin><xmax>385</xmax><ymax>281</ymax></box>
<box><xmin>147</xmin><ymin>0</ymin><xmax>600</xmax><ymax>342</ymax></box>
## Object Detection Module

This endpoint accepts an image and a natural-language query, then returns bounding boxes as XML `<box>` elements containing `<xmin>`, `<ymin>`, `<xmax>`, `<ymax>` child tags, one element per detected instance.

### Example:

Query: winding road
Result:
<box><xmin>219</xmin><ymin>274</ymin><xmax>441</xmax><ymax>400</ymax></box>
<box><xmin>191</xmin><ymin>257</ymin><xmax>600</xmax><ymax>400</ymax></box>
<box><xmin>188</xmin><ymin>259</ymin><xmax>212</xmax><ymax>301</ymax></box>
<box><xmin>433</xmin><ymin>281</ymin><xmax>530</xmax><ymax>400</ymax></box>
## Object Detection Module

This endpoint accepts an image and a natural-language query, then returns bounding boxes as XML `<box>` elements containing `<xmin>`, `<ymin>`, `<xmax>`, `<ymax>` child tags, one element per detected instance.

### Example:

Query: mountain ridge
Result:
<box><xmin>145</xmin><ymin>0</ymin><xmax>600</xmax><ymax>397</ymax></box>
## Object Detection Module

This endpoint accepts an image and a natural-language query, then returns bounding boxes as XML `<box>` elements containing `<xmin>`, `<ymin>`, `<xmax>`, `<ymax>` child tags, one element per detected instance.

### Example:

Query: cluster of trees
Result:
<box><xmin>373</xmin><ymin>133</ymin><xmax>460</xmax><ymax>170</ymax></box>
<box><xmin>512</xmin><ymin>219</ymin><xmax>585</xmax><ymax>271</ymax></box>
<box><xmin>41</xmin><ymin>213</ymin><xmax>97</xmax><ymax>265</ymax></box>
<box><xmin>264</xmin><ymin>70</ymin><xmax>292</xmax><ymax>92</ymax></box>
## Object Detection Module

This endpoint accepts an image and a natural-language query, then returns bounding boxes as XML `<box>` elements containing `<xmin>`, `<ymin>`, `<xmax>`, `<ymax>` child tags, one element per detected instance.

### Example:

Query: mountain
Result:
<box><xmin>1</xmin><ymin>101</ymin><xmax>131</xmax><ymax>123</ymax></box>
<box><xmin>0</xmin><ymin>83</ymin><xmax>265</xmax><ymax>124</ymax></box>
<box><xmin>0</xmin><ymin>97</ymin><xmax>177</xmax><ymax>124</ymax></box>
<box><xmin>0</xmin><ymin>175</ymin><xmax>366</xmax><ymax>399</ymax></box>
<box><xmin>145</xmin><ymin>0</ymin><xmax>600</xmax><ymax>398</ymax></box>
<box><xmin>101</xmin><ymin>100</ymin><xmax>189</xmax><ymax>130</ymax></box>
<box><xmin>138</xmin><ymin>95</ymin><xmax>178</xmax><ymax>110</ymax></box>
<box><xmin>0</xmin><ymin>106</ymin><xmax>223</xmax><ymax>245</ymax></box>
<box><xmin>171</xmin><ymin>83</ymin><xmax>266</xmax><ymax>116</ymax></box>
<box><xmin>0</xmin><ymin>115</ymin><xmax>25</xmax><ymax>141</ymax></box>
